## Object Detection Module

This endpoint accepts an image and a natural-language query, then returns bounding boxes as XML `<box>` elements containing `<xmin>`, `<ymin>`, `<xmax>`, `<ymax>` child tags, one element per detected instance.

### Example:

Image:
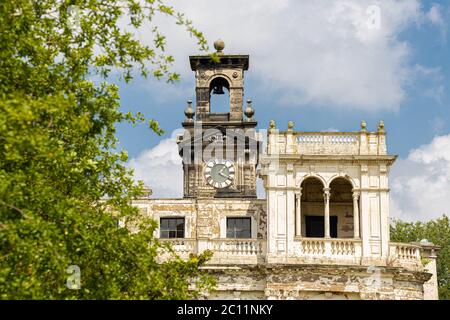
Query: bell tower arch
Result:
<box><xmin>190</xmin><ymin>39</ymin><xmax>248</xmax><ymax>121</ymax></box>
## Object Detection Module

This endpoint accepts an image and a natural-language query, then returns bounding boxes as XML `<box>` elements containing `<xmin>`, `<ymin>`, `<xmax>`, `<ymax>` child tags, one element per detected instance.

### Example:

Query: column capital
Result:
<box><xmin>352</xmin><ymin>191</ymin><xmax>360</xmax><ymax>200</ymax></box>
<box><xmin>295</xmin><ymin>187</ymin><xmax>302</xmax><ymax>196</ymax></box>
<box><xmin>323</xmin><ymin>188</ymin><xmax>330</xmax><ymax>203</ymax></box>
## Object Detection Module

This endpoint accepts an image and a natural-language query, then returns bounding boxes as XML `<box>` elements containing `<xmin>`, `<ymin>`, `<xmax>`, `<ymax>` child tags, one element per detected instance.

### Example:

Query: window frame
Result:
<box><xmin>159</xmin><ymin>217</ymin><xmax>185</xmax><ymax>239</ymax></box>
<box><xmin>226</xmin><ymin>217</ymin><xmax>252</xmax><ymax>239</ymax></box>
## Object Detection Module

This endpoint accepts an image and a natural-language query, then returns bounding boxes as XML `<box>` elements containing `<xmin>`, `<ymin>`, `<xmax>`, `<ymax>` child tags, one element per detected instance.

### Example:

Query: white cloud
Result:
<box><xmin>427</xmin><ymin>3</ymin><xmax>449</xmax><ymax>42</ymax></box>
<box><xmin>427</xmin><ymin>4</ymin><xmax>445</xmax><ymax>26</ymax></box>
<box><xmin>390</xmin><ymin>134</ymin><xmax>450</xmax><ymax>221</ymax></box>
<box><xmin>127</xmin><ymin>132</ymin><xmax>183</xmax><ymax>198</ymax></box>
<box><xmin>132</xmin><ymin>0</ymin><xmax>449</xmax><ymax>111</ymax></box>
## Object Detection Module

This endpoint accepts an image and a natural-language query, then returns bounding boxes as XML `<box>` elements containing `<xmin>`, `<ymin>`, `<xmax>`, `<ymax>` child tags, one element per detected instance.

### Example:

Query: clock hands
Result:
<box><xmin>218</xmin><ymin>166</ymin><xmax>228</xmax><ymax>178</ymax></box>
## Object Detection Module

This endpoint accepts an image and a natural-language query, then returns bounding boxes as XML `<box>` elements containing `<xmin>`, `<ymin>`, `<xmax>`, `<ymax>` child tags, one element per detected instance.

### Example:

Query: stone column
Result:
<box><xmin>323</xmin><ymin>188</ymin><xmax>331</xmax><ymax>238</ymax></box>
<box><xmin>295</xmin><ymin>189</ymin><xmax>302</xmax><ymax>237</ymax></box>
<box><xmin>352</xmin><ymin>191</ymin><xmax>360</xmax><ymax>239</ymax></box>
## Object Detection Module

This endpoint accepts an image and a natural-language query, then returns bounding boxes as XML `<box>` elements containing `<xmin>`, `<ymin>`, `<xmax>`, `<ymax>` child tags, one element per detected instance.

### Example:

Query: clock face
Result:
<box><xmin>204</xmin><ymin>159</ymin><xmax>235</xmax><ymax>189</ymax></box>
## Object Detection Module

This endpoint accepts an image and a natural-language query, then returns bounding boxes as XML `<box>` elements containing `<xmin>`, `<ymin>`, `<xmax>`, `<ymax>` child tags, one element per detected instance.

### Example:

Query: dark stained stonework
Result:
<box><xmin>201</xmin><ymin>264</ymin><xmax>432</xmax><ymax>300</ymax></box>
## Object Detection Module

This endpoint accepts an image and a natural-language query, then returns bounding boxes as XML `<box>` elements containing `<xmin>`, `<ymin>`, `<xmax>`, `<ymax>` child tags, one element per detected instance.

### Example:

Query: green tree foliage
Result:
<box><xmin>390</xmin><ymin>215</ymin><xmax>450</xmax><ymax>300</ymax></box>
<box><xmin>0</xmin><ymin>0</ymin><xmax>215</xmax><ymax>299</ymax></box>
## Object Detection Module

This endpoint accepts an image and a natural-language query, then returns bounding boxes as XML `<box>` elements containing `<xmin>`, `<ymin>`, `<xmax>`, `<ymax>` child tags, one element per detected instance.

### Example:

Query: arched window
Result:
<box><xmin>209</xmin><ymin>77</ymin><xmax>230</xmax><ymax>114</ymax></box>
<box><xmin>329</xmin><ymin>177</ymin><xmax>355</xmax><ymax>239</ymax></box>
<box><xmin>301</xmin><ymin>177</ymin><xmax>326</xmax><ymax>238</ymax></box>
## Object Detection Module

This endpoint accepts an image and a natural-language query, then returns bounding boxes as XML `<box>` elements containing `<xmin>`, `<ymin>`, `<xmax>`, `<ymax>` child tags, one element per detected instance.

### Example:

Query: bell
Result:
<box><xmin>212</xmin><ymin>85</ymin><xmax>225</xmax><ymax>95</ymax></box>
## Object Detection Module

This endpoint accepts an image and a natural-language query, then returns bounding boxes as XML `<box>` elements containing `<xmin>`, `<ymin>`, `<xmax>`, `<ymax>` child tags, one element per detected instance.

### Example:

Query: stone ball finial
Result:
<box><xmin>269</xmin><ymin>120</ymin><xmax>276</xmax><ymax>130</ymax></box>
<box><xmin>141</xmin><ymin>185</ymin><xmax>152</xmax><ymax>199</ymax></box>
<box><xmin>288</xmin><ymin>121</ymin><xmax>294</xmax><ymax>131</ymax></box>
<box><xmin>244</xmin><ymin>99</ymin><xmax>254</xmax><ymax>120</ymax></box>
<box><xmin>184</xmin><ymin>100</ymin><xmax>194</xmax><ymax>121</ymax></box>
<box><xmin>214</xmin><ymin>39</ymin><xmax>225</xmax><ymax>53</ymax></box>
<box><xmin>361</xmin><ymin>120</ymin><xmax>367</xmax><ymax>132</ymax></box>
<box><xmin>378</xmin><ymin>120</ymin><xmax>385</xmax><ymax>132</ymax></box>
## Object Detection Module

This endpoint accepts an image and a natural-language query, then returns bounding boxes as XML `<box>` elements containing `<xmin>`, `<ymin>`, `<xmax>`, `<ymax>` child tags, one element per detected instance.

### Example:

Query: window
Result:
<box><xmin>160</xmin><ymin>218</ymin><xmax>185</xmax><ymax>238</ymax></box>
<box><xmin>226</xmin><ymin>217</ymin><xmax>251</xmax><ymax>238</ymax></box>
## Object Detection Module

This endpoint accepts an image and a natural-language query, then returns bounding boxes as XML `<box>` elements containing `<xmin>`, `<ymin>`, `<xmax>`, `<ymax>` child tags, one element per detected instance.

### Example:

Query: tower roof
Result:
<box><xmin>189</xmin><ymin>54</ymin><xmax>249</xmax><ymax>71</ymax></box>
<box><xmin>189</xmin><ymin>39</ymin><xmax>249</xmax><ymax>70</ymax></box>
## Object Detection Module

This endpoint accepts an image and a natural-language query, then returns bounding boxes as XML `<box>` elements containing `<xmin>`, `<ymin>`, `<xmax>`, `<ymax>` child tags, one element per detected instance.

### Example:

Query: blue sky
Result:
<box><xmin>113</xmin><ymin>0</ymin><xmax>450</xmax><ymax>221</ymax></box>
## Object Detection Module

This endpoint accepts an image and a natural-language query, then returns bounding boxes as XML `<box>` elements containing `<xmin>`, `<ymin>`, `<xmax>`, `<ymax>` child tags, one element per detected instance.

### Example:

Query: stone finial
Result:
<box><xmin>244</xmin><ymin>99</ymin><xmax>254</xmax><ymax>121</ymax></box>
<box><xmin>141</xmin><ymin>185</ymin><xmax>152</xmax><ymax>199</ymax></box>
<box><xmin>361</xmin><ymin>120</ymin><xmax>367</xmax><ymax>132</ymax></box>
<box><xmin>184</xmin><ymin>100</ymin><xmax>194</xmax><ymax>121</ymax></box>
<box><xmin>378</xmin><ymin>120</ymin><xmax>385</xmax><ymax>133</ymax></box>
<box><xmin>269</xmin><ymin>120</ymin><xmax>276</xmax><ymax>132</ymax></box>
<box><xmin>213</xmin><ymin>39</ymin><xmax>225</xmax><ymax>54</ymax></box>
<box><xmin>287</xmin><ymin>121</ymin><xmax>294</xmax><ymax>131</ymax></box>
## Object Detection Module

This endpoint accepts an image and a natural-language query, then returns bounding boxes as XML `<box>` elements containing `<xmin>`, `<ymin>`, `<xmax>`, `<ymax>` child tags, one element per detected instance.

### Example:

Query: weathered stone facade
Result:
<box><xmin>133</xmin><ymin>41</ymin><xmax>439</xmax><ymax>300</ymax></box>
<box><xmin>204</xmin><ymin>264</ymin><xmax>430</xmax><ymax>300</ymax></box>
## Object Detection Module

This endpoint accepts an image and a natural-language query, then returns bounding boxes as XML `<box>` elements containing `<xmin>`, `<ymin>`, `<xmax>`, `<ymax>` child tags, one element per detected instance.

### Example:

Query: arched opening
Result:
<box><xmin>329</xmin><ymin>177</ymin><xmax>356</xmax><ymax>239</ymax></box>
<box><xmin>300</xmin><ymin>177</ymin><xmax>326</xmax><ymax>238</ymax></box>
<box><xmin>209</xmin><ymin>77</ymin><xmax>230</xmax><ymax>114</ymax></box>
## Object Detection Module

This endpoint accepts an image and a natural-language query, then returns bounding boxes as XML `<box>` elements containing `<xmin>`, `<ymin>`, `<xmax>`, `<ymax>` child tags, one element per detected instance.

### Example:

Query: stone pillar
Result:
<box><xmin>377</xmin><ymin>120</ymin><xmax>387</xmax><ymax>155</ymax></box>
<box><xmin>286</xmin><ymin>121</ymin><xmax>295</xmax><ymax>154</ymax></box>
<box><xmin>359</xmin><ymin>120</ymin><xmax>369</xmax><ymax>155</ymax></box>
<box><xmin>295</xmin><ymin>189</ymin><xmax>302</xmax><ymax>237</ymax></box>
<box><xmin>286</xmin><ymin>164</ymin><xmax>295</xmax><ymax>256</ymax></box>
<box><xmin>197</xmin><ymin>238</ymin><xmax>209</xmax><ymax>254</ymax></box>
<box><xmin>352</xmin><ymin>191</ymin><xmax>360</xmax><ymax>239</ymax></box>
<box><xmin>229</xmin><ymin>87</ymin><xmax>243</xmax><ymax>121</ymax></box>
<box><xmin>417</xmin><ymin>242</ymin><xmax>440</xmax><ymax>300</ymax></box>
<box><xmin>195</xmin><ymin>87</ymin><xmax>210</xmax><ymax>120</ymax></box>
<box><xmin>323</xmin><ymin>188</ymin><xmax>331</xmax><ymax>238</ymax></box>
<box><xmin>268</xmin><ymin>121</ymin><xmax>278</xmax><ymax>155</ymax></box>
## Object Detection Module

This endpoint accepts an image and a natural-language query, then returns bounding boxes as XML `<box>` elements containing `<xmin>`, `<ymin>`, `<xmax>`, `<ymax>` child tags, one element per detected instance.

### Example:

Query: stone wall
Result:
<box><xmin>203</xmin><ymin>264</ymin><xmax>431</xmax><ymax>300</ymax></box>
<box><xmin>133</xmin><ymin>198</ymin><xmax>267</xmax><ymax>240</ymax></box>
<box><xmin>131</xmin><ymin>196</ymin><xmax>436</xmax><ymax>300</ymax></box>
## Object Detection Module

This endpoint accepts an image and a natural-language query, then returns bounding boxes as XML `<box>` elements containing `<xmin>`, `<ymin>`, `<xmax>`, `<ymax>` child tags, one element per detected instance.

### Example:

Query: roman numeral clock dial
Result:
<box><xmin>204</xmin><ymin>159</ymin><xmax>235</xmax><ymax>189</ymax></box>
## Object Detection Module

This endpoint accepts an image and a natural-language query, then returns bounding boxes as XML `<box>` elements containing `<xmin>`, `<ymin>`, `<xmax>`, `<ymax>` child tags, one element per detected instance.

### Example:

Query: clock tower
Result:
<box><xmin>177</xmin><ymin>40</ymin><xmax>261</xmax><ymax>199</ymax></box>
